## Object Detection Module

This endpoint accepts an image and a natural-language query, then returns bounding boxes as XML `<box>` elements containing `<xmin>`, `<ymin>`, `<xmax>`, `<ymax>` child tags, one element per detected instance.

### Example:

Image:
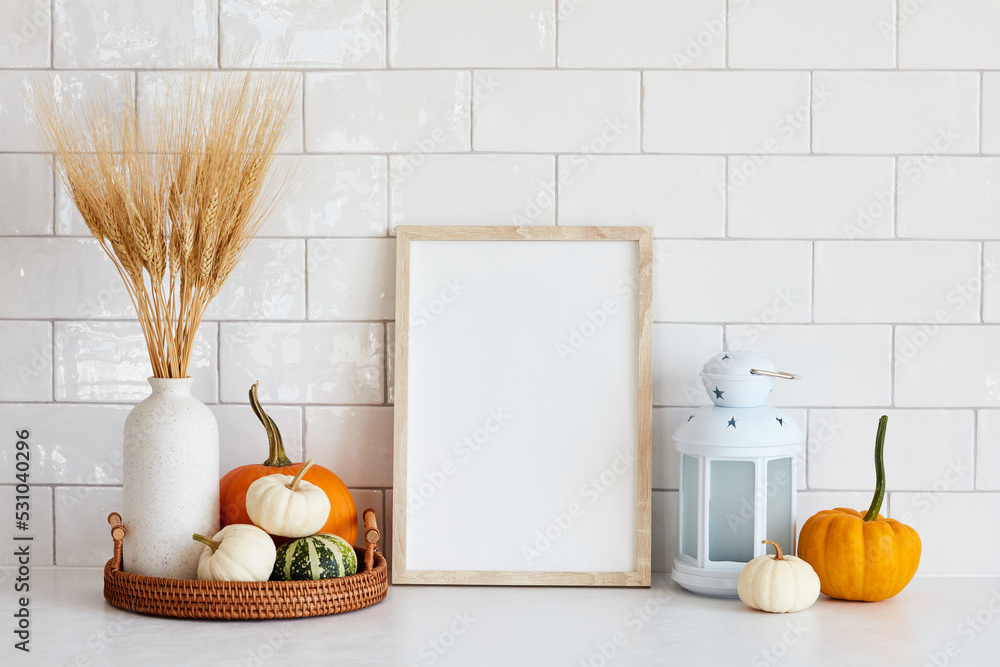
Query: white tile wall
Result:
<box><xmin>728</xmin><ymin>0</ymin><xmax>894</xmax><ymax>69</ymax></box>
<box><xmin>898</xmin><ymin>0</ymin><xmax>1000</xmax><ymax>69</ymax></box>
<box><xmin>812</xmin><ymin>72</ymin><xmax>979</xmax><ymax>154</ymax></box>
<box><xmin>814</xmin><ymin>241</ymin><xmax>981</xmax><ymax>323</ymax></box>
<box><xmin>643</xmin><ymin>71</ymin><xmax>811</xmax><ymax>153</ymax></box>
<box><xmin>897</xmin><ymin>158</ymin><xmax>1000</xmax><ymax>239</ymax></box>
<box><xmin>558</xmin><ymin>0</ymin><xmax>724</xmax><ymax>69</ymax></box>
<box><xmin>390</xmin><ymin>0</ymin><xmax>553</xmax><ymax>68</ymax></box>
<box><xmin>727</xmin><ymin>157</ymin><xmax>895</xmax><ymax>239</ymax></box>
<box><xmin>652</xmin><ymin>240</ymin><xmax>812</xmax><ymax>322</ymax></box>
<box><xmin>305</xmin><ymin>71</ymin><xmax>471</xmax><ymax>152</ymax></box>
<box><xmin>221</xmin><ymin>0</ymin><xmax>385</xmax><ymax>69</ymax></box>
<box><xmin>473</xmin><ymin>70</ymin><xmax>640</xmax><ymax>153</ymax></box>
<box><xmin>4</xmin><ymin>0</ymin><xmax>1000</xmax><ymax>575</ymax></box>
<box><xmin>390</xmin><ymin>154</ymin><xmax>555</xmax><ymax>228</ymax></box>
<box><xmin>0</xmin><ymin>154</ymin><xmax>53</xmax><ymax>233</ymax></box>
<box><xmin>558</xmin><ymin>156</ymin><xmax>725</xmax><ymax>237</ymax></box>
<box><xmin>0</xmin><ymin>0</ymin><xmax>50</xmax><ymax>67</ymax></box>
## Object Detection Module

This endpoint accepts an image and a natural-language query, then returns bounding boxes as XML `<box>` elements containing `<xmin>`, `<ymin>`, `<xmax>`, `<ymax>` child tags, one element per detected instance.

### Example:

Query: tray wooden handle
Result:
<box><xmin>363</xmin><ymin>508</ymin><xmax>379</xmax><ymax>572</ymax></box>
<box><xmin>108</xmin><ymin>512</ymin><xmax>126</xmax><ymax>568</ymax></box>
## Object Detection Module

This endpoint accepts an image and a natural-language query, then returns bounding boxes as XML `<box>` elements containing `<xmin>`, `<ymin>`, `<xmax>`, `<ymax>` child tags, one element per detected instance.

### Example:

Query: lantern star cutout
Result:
<box><xmin>727</xmin><ymin>417</ymin><xmax>737</xmax><ymax>428</ymax></box>
<box><xmin>722</xmin><ymin>354</ymin><xmax>730</xmax><ymax>360</ymax></box>
<box><xmin>713</xmin><ymin>386</ymin><xmax>725</xmax><ymax>400</ymax></box>
<box><xmin>776</xmin><ymin>417</ymin><xmax>784</xmax><ymax>426</ymax></box>
<box><xmin>687</xmin><ymin>414</ymin><xmax>695</xmax><ymax>422</ymax></box>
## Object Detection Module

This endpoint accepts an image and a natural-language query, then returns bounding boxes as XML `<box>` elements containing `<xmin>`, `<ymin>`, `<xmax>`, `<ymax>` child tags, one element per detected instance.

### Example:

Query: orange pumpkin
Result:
<box><xmin>797</xmin><ymin>415</ymin><xmax>921</xmax><ymax>602</ymax></box>
<box><xmin>219</xmin><ymin>383</ymin><xmax>357</xmax><ymax>546</ymax></box>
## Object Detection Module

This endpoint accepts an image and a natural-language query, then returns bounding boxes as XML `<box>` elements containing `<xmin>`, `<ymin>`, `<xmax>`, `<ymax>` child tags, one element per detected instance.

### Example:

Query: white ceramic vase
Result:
<box><xmin>122</xmin><ymin>377</ymin><xmax>219</xmax><ymax>579</ymax></box>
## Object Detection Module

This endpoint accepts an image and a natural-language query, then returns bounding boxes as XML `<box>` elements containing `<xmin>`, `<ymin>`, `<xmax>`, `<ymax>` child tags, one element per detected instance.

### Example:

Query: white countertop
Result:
<box><xmin>3</xmin><ymin>568</ymin><xmax>1000</xmax><ymax>666</ymax></box>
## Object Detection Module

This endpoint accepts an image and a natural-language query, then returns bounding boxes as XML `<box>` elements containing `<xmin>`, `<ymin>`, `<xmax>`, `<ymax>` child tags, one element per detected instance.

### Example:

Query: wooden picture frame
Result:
<box><xmin>393</xmin><ymin>226</ymin><xmax>652</xmax><ymax>586</ymax></box>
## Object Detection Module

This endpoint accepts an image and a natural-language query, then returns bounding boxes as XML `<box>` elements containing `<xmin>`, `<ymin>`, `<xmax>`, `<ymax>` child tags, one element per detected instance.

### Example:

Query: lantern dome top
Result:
<box><xmin>673</xmin><ymin>404</ymin><xmax>803</xmax><ymax>456</ymax></box>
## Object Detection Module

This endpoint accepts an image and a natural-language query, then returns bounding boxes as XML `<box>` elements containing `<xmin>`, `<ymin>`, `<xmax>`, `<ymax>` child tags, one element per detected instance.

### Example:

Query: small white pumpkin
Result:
<box><xmin>193</xmin><ymin>524</ymin><xmax>276</xmax><ymax>582</ymax></box>
<box><xmin>738</xmin><ymin>540</ymin><xmax>821</xmax><ymax>613</ymax></box>
<box><xmin>245</xmin><ymin>459</ymin><xmax>331</xmax><ymax>538</ymax></box>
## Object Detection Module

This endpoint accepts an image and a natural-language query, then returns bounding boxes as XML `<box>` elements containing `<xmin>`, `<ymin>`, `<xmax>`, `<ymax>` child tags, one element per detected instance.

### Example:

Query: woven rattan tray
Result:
<box><xmin>103</xmin><ymin>509</ymin><xmax>388</xmax><ymax>619</ymax></box>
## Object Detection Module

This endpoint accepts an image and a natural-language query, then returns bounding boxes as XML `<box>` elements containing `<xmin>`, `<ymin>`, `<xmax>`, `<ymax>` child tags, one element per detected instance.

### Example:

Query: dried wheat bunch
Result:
<box><xmin>30</xmin><ymin>70</ymin><xmax>297</xmax><ymax>378</ymax></box>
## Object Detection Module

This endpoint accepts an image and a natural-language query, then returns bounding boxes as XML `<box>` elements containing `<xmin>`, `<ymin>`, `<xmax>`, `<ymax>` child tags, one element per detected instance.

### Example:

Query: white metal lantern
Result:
<box><xmin>671</xmin><ymin>351</ymin><xmax>803</xmax><ymax>598</ymax></box>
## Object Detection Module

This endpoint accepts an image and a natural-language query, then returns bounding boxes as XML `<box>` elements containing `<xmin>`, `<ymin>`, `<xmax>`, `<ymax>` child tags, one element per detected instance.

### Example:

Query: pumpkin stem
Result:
<box><xmin>288</xmin><ymin>459</ymin><xmax>315</xmax><ymax>491</ymax></box>
<box><xmin>250</xmin><ymin>382</ymin><xmax>292</xmax><ymax>467</ymax></box>
<box><xmin>761</xmin><ymin>539</ymin><xmax>784</xmax><ymax>560</ymax></box>
<box><xmin>192</xmin><ymin>534</ymin><xmax>220</xmax><ymax>552</ymax></box>
<box><xmin>863</xmin><ymin>415</ymin><xmax>889</xmax><ymax>522</ymax></box>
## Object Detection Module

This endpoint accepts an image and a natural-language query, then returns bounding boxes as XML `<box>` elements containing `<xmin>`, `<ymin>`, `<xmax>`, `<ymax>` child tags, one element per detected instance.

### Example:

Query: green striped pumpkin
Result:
<box><xmin>270</xmin><ymin>533</ymin><xmax>358</xmax><ymax>581</ymax></box>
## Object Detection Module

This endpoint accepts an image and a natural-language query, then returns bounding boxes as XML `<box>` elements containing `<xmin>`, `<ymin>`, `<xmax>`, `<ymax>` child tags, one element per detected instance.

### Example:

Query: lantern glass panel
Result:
<box><xmin>765</xmin><ymin>457</ymin><xmax>793</xmax><ymax>553</ymax></box>
<box><xmin>708</xmin><ymin>459</ymin><xmax>755</xmax><ymax>562</ymax></box>
<box><xmin>681</xmin><ymin>454</ymin><xmax>699</xmax><ymax>559</ymax></box>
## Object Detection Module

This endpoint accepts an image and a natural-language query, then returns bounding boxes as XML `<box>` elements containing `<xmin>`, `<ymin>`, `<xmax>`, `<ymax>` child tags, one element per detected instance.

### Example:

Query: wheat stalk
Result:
<box><xmin>30</xmin><ymin>70</ymin><xmax>297</xmax><ymax>378</ymax></box>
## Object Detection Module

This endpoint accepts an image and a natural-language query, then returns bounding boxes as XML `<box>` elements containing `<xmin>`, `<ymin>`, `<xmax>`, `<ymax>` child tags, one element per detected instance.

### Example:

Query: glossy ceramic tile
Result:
<box><xmin>727</xmin><ymin>156</ymin><xmax>895</xmax><ymax>239</ymax></box>
<box><xmin>890</xmin><ymin>493</ymin><xmax>1000</xmax><ymax>573</ymax></box>
<box><xmin>54</xmin><ymin>486</ymin><xmax>122</xmax><ymax>566</ymax></box>
<box><xmin>53</xmin><ymin>0</ymin><xmax>216</xmax><ymax>68</ymax></box>
<box><xmin>652</xmin><ymin>240</ymin><xmax>812</xmax><ymax>323</ymax></box>
<box><xmin>898</xmin><ymin>0</ymin><xmax>1000</xmax><ymax>68</ymax></box>
<box><xmin>812</xmin><ymin>72</ymin><xmax>979</xmax><ymax>154</ymax></box>
<box><xmin>982</xmin><ymin>74</ymin><xmax>1000</xmax><ymax>154</ymax></box>
<box><xmin>0</xmin><ymin>238</ymin><xmax>134</xmax><ymax>319</ymax></box>
<box><xmin>472</xmin><ymin>70</ymin><xmax>640</xmax><ymax>153</ymax></box>
<box><xmin>305</xmin><ymin>406</ymin><xmax>393</xmax><ymax>487</ymax></box>
<box><xmin>221</xmin><ymin>0</ymin><xmax>384</xmax><ymax>68</ymax></box>
<box><xmin>814</xmin><ymin>241</ymin><xmax>981</xmax><ymax>323</ymax></box>
<box><xmin>653</xmin><ymin>408</ymin><xmax>688</xmax><ymax>490</ymax></box>
<box><xmin>386</xmin><ymin>323</ymin><xmax>395</xmax><ymax>405</ymax></box>
<box><xmin>651</xmin><ymin>491</ymin><xmax>679</xmax><ymax>573</ymax></box>
<box><xmin>985</xmin><ymin>244</ymin><xmax>1000</xmax><ymax>323</ymax></box>
<box><xmin>725</xmin><ymin>325</ymin><xmax>892</xmax><ymax>407</ymax></box>
<box><xmin>53</xmin><ymin>322</ymin><xmax>218</xmax><ymax>403</ymax></box>
<box><xmin>651</xmin><ymin>324</ymin><xmax>722</xmax><ymax>407</ymax></box>
<box><xmin>348</xmin><ymin>488</ymin><xmax>383</xmax><ymax>550</ymax></box>
<box><xmin>897</xmin><ymin>158</ymin><xmax>1000</xmax><ymax>239</ymax></box>
<box><xmin>0</xmin><ymin>404</ymin><xmax>128</xmax><ymax>485</ymax></box>
<box><xmin>219</xmin><ymin>322</ymin><xmax>383</xmax><ymax>404</ymax></box>
<box><xmin>307</xmin><ymin>239</ymin><xmax>395</xmax><ymax>320</ymax></box>
<box><xmin>0</xmin><ymin>485</ymin><xmax>53</xmax><ymax>566</ymax></box>
<box><xmin>0</xmin><ymin>154</ymin><xmax>53</xmax><ymax>234</ymax></box>
<box><xmin>137</xmin><ymin>71</ymin><xmax>304</xmax><ymax>154</ymax></box>
<box><xmin>305</xmin><ymin>71</ymin><xmax>470</xmax><ymax>153</ymax></box>
<box><xmin>643</xmin><ymin>71</ymin><xmax>811</xmax><ymax>154</ymax></box>
<box><xmin>729</xmin><ymin>0</ymin><xmax>894</xmax><ymax>69</ymax></box>
<box><xmin>558</xmin><ymin>156</ymin><xmax>724</xmax><ymax>238</ymax></box>
<box><xmin>390</xmin><ymin>0</ymin><xmax>553</xmax><ymax>67</ymax></box>
<box><xmin>558</xmin><ymin>0</ymin><xmax>723</xmax><ymax>68</ymax></box>
<box><xmin>807</xmin><ymin>410</ymin><xmax>974</xmax><ymax>491</ymax></box>
<box><xmin>262</xmin><ymin>155</ymin><xmax>387</xmax><ymax>237</ymax></box>
<box><xmin>390</xmin><ymin>154</ymin><xmax>554</xmax><ymax>229</ymax></box>
<box><xmin>975</xmin><ymin>411</ymin><xmax>1000</xmax><ymax>490</ymax></box>
<box><xmin>895</xmin><ymin>327</ymin><xmax>1000</xmax><ymax>407</ymax></box>
<box><xmin>0</xmin><ymin>321</ymin><xmax>52</xmax><ymax>401</ymax></box>
<box><xmin>212</xmin><ymin>405</ymin><xmax>303</xmax><ymax>478</ymax></box>
<box><xmin>0</xmin><ymin>71</ymin><xmax>133</xmax><ymax>152</ymax></box>
<box><xmin>0</xmin><ymin>0</ymin><xmax>50</xmax><ymax>67</ymax></box>
<box><xmin>203</xmin><ymin>240</ymin><xmax>306</xmax><ymax>321</ymax></box>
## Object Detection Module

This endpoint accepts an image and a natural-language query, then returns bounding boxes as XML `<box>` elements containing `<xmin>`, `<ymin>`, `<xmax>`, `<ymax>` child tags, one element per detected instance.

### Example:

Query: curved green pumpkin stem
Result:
<box><xmin>192</xmin><ymin>534</ymin><xmax>220</xmax><ymax>552</ymax></box>
<box><xmin>250</xmin><ymin>381</ymin><xmax>292</xmax><ymax>467</ymax></box>
<box><xmin>863</xmin><ymin>415</ymin><xmax>889</xmax><ymax>522</ymax></box>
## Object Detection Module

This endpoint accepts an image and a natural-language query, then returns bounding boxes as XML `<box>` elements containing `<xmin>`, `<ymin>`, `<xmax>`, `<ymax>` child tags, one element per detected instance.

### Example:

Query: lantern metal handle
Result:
<box><xmin>750</xmin><ymin>368</ymin><xmax>798</xmax><ymax>380</ymax></box>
